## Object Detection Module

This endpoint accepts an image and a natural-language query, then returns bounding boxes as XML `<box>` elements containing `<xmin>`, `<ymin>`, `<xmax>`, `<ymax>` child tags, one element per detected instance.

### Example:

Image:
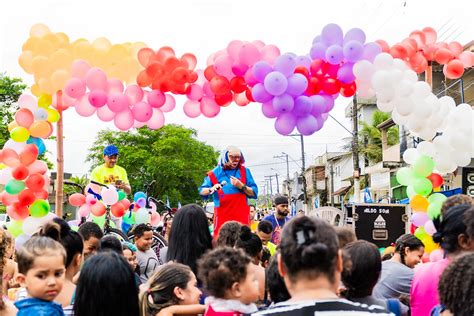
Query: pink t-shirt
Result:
<box><xmin>410</xmin><ymin>258</ymin><xmax>450</xmax><ymax>316</ymax></box>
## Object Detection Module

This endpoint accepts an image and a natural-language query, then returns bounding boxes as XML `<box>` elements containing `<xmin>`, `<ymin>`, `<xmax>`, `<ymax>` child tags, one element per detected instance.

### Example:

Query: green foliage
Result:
<box><xmin>0</xmin><ymin>73</ymin><xmax>27</xmax><ymax>148</ymax></box>
<box><xmin>358</xmin><ymin>111</ymin><xmax>399</xmax><ymax>164</ymax></box>
<box><xmin>87</xmin><ymin>125</ymin><xmax>219</xmax><ymax>206</ymax></box>
<box><xmin>64</xmin><ymin>175</ymin><xmax>89</xmax><ymax>195</ymax></box>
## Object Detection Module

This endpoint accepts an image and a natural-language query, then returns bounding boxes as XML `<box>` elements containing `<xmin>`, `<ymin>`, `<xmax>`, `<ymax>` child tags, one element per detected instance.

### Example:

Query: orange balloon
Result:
<box><xmin>29</xmin><ymin>121</ymin><xmax>53</xmax><ymax>138</ymax></box>
<box><xmin>410</xmin><ymin>195</ymin><xmax>429</xmax><ymax>212</ymax></box>
<box><xmin>2</xmin><ymin>149</ymin><xmax>21</xmax><ymax>168</ymax></box>
<box><xmin>422</xmin><ymin>27</ymin><xmax>437</xmax><ymax>44</ymax></box>
<box><xmin>435</xmin><ymin>48</ymin><xmax>453</xmax><ymax>65</ymax></box>
<box><xmin>8</xmin><ymin>121</ymin><xmax>19</xmax><ymax>132</ymax></box>
<box><xmin>19</xmin><ymin>144</ymin><xmax>39</xmax><ymax>166</ymax></box>
<box><xmin>443</xmin><ymin>60</ymin><xmax>465</xmax><ymax>79</ymax></box>
<box><xmin>390</xmin><ymin>44</ymin><xmax>408</xmax><ymax>60</ymax></box>
<box><xmin>91</xmin><ymin>201</ymin><xmax>106</xmax><ymax>217</ymax></box>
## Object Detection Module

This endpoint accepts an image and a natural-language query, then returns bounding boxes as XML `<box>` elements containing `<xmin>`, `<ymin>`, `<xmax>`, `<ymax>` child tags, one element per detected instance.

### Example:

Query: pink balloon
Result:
<box><xmin>71</xmin><ymin>60</ymin><xmax>91</xmax><ymax>79</ymax></box>
<box><xmin>232</xmin><ymin>63</ymin><xmax>249</xmax><ymax>77</ymax></box>
<box><xmin>227</xmin><ymin>40</ymin><xmax>244</xmax><ymax>60</ymax></box>
<box><xmin>252</xmin><ymin>40</ymin><xmax>266</xmax><ymax>50</ymax></box>
<box><xmin>85</xmin><ymin>68</ymin><xmax>108</xmax><ymax>91</ymax></box>
<box><xmin>234</xmin><ymin>92</ymin><xmax>250</xmax><ymax>106</ymax></box>
<box><xmin>64</xmin><ymin>78</ymin><xmax>86</xmax><ymax>99</ymax></box>
<box><xmin>261</xmin><ymin>45</ymin><xmax>281</xmax><ymax>64</ymax></box>
<box><xmin>187</xmin><ymin>84</ymin><xmax>203</xmax><ymax>101</ymax></box>
<box><xmin>244</xmin><ymin>70</ymin><xmax>258</xmax><ymax>86</ymax></box>
<box><xmin>132</xmin><ymin>102</ymin><xmax>153</xmax><ymax>122</ymax></box>
<box><xmin>75</xmin><ymin>95</ymin><xmax>97</xmax><ymax>117</ymax></box>
<box><xmin>133</xmin><ymin>121</ymin><xmax>146</xmax><ymax>128</ymax></box>
<box><xmin>429</xmin><ymin>249</ymin><xmax>444</xmax><ymax>262</ymax></box>
<box><xmin>88</xmin><ymin>90</ymin><xmax>108</xmax><ymax>107</ymax></box>
<box><xmin>183</xmin><ymin>100</ymin><xmax>201</xmax><ymax>118</ymax></box>
<box><xmin>238</xmin><ymin>43</ymin><xmax>261</xmax><ymax>66</ymax></box>
<box><xmin>107</xmin><ymin>93</ymin><xmax>129</xmax><ymax>113</ymax></box>
<box><xmin>262</xmin><ymin>101</ymin><xmax>279</xmax><ymax>118</ymax></box>
<box><xmin>18</xmin><ymin>94</ymin><xmax>37</xmax><ymax>111</ymax></box>
<box><xmin>97</xmin><ymin>105</ymin><xmax>116</xmax><ymax>122</ymax></box>
<box><xmin>447</xmin><ymin>41</ymin><xmax>463</xmax><ymax>57</ymax></box>
<box><xmin>150</xmin><ymin>209</ymin><xmax>160</xmax><ymax>226</ymax></box>
<box><xmin>114</xmin><ymin>110</ymin><xmax>134</xmax><ymax>131</ymax></box>
<box><xmin>202</xmin><ymin>82</ymin><xmax>214</xmax><ymax>97</ymax></box>
<box><xmin>85</xmin><ymin>194</ymin><xmax>97</xmax><ymax>206</ymax></box>
<box><xmin>107</xmin><ymin>78</ymin><xmax>124</xmax><ymax>94</ymax></box>
<box><xmin>160</xmin><ymin>95</ymin><xmax>176</xmax><ymax>112</ymax></box>
<box><xmin>101</xmin><ymin>187</ymin><xmax>118</xmax><ymax>205</ymax></box>
<box><xmin>458</xmin><ymin>51</ymin><xmax>474</xmax><ymax>68</ymax></box>
<box><xmin>412</xmin><ymin>212</ymin><xmax>429</xmax><ymax>227</ymax></box>
<box><xmin>200</xmin><ymin>97</ymin><xmax>220</xmax><ymax>118</ymax></box>
<box><xmin>213</xmin><ymin>55</ymin><xmax>234</xmax><ymax>78</ymax></box>
<box><xmin>78</xmin><ymin>204</ymin><xmax>91</xmax><ymax>217</ymax></box>
<box><xmin>27</xmin><ymin>160</ymin><xmax>48</xmax><ymax>174</ymax></box>
<box><xmin>424</xmin><ymin>220</ymin><xmax>437</xmax><ymax>235</ymax></box>
<box><xmin>15</xmin><ymin>108</ymin><xmax>34</xmax><ymax>128</ymax></box>
<box><xmin>125</xmin><ymin>84</ymin><xmax>144</xmax><ymax>104</ymax></box>
<box><xmin>56</xmin><ymin>92</ymin><xmax>75</xmax><ymax>109</ymax></box>
<box><xmin>147</xmin><ymin>90</ymin><xmax>166</xmax><ymax>108</ymax></box>
<box><xmin>146</xmin><ymin>109</ymin><xmax>165</xmax><ymax>130</ymax></box>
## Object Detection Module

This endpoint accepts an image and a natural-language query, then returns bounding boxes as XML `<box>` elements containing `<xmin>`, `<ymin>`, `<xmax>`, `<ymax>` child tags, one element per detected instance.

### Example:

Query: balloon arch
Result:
<box><xmin>1</xmin><ymin>23</ymin><xmax>473</xmax><ymax>256</ymax></box>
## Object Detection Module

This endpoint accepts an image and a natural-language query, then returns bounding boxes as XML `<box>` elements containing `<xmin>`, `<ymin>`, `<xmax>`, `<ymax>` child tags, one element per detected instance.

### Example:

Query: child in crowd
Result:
<box><xmin>0</xmin><ymin>228</ymin><xmax>17</xmax><ymax>315</ymax></box>
<box><xmin>100</xmin><ymin>235</ymin><xmax>123</xmax><ymax>253</ymax></box>
<box><xmin>198</xmin><ymin>247</ymin><xmax>260</xmax><ymax>315</ymax></box>
<box><xmin>265</xmin><ymin>253</ymin><xmax>290</xmax><ymax>305</ymax></box>
<box><xmin>256</xmin><ymin>221</ymin><xmax>276</xmax><ymax>256</ymax></box>
<box><xmin>122</xmin><ymin>242</ymin><xmax>141</xmax><ymax>286</ymax></box>
<box><xmin>2</xmin><ymin>229</ymin><xmax>19</xmax><ymax>299</ymax></box>
<box><xmin>77</xmin><ymin>222</ymin><xmax>103</xmax><ymax>260</ymax></box>
<box><xmin>216</xmin><ymin>221</ymin><xmax>242</xmax><ymax>248</ymax></box>
<box><xmin>133</xmin><ymin>224</ymin><xmax>159</xmax><ymax>283</ymax></box>
<box><xmin>335</xmin><ymin>226</ymin><xmax>357</xmax><ymax>248</ymax></box>
<box><xmin>260</xmin><ymin>247</ymin><xmax>271</xmax><ymax>269</ymax></box>
<box><xmin>14</xmin><ymin>235</ymin><xmax>67</xmax><ymax>315</ymax></box>
<box><xmin>140</xmin><ymin>263</ymin><xmax>203</xmax><ymax>316</ymax></box>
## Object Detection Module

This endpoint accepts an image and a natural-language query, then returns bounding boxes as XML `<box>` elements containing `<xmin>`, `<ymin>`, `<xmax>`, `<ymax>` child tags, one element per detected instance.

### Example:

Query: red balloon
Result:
<box><xmin>443</xmin><ymin>60</ymin><xmax>464</xmax><ymax>79</ymax></box>
<box><xmin>305</xmin><ymin>77</ymin><xmax>321</xmax><ymax>96</ymax></box>
<box><xmin>91</xmin><ymin>202</ymin><xmax>106</xmax><ymax>217</ymax></box>
<box><xmin>435</xmin><ymin>48</ymin><xmax>454</xmax><ymax>65</ymax></box>
<box><xmin>245</xmin><ymin>88</ymin><xmax>254</xmax><ymax>102</ymax></box>
<box><xmin>111</xmin><ymin>203</ymin><xmax>126</xmax><ymax>218</ymax></box>
<box><xmin>375</xmin><ymin>39</ymin><xmax>390</xmax><ymax>53</ymax></box>
<box><xmin>410</xmin><ymin>223</ymin><xmax>416</xmax><ymax>234</ymax></box>
<box><xmin>1</xmin><ymin>192</ymin><xmax>18</xmax><ymax>206</ymax></box>
<box><xmin>230</xmin><ymin>77</ymin><xmax>247</xmax><ymax>93</ymax></box>
<box><xmin>427</xmin><ymin>173</ymin><xmax>443</xmax><ymax>188</ymax></box>
<box><xmin>7</xmin><ymin>202</ymin><xmax>30</xmax><ymax>221</ymax></box>
<box><xmin>188</xmin><ymin>71</ymin><xmax>198</xmax><ymax>83</ymax></box>
<box><xmin>340</xmin><ymin>82</ymin><xmax>357</xmax><ymax>97</ymax></box>
<box><xmin>215</xmin><ymin>92</ymin><xmax>233</xmax><ymax>106</ymax></box>
<box><xmin>210</xmin><ymin>76</ymin><xmax>230</xmax><ymax>95</ymax></box>
<box><xmin>12</xmin><ymin>165</ymin><xmax>29</xmax><ymax>180</ymax></box>
<box><xmin>69</xmin><ymin>193</ymin><xmax>86</xmax><ymax>207</ymax></box>
<box><xmin>390</xmin><ymin>44</ymin><xmax>408</xmax><ymax>60</ymax></box>
<box><xmin>310</xmin><ymin>59</ymin><xmax>325</xmax><ymax>75</ymax></box>
<box><xmin>26</xmin><ymin>174</ymin><xmax>46</xmax><ymax>192</ymax></box>
<box><xmin>18</xmin><ymin>188</ymin><xmax>36</xmax><ymax>206</ymax></box>
<box><xmin>136</xmin><ymin>70</ymin><xmax>153</xmax><ymax>87</ymax></box>
<box><xmin>204</xmin><ymin>65</ymin><xmax>217</xmax><ymax>81</ymax></box>
<box><xmin>20</xmin><ymin>144</ymin><xmax>39</xmax><ymax>166</ymax></box>
<box><xmin>171</xmin><ymin>67</ymin><xmax>191</xmax><ymax>84</ymax></box>
<box><xmin>294</xmin><ymin>66</ymin><xmax>310</xmax><ymax>78</ymax></box>
<box><xmin>34</xmin><ymin>189</ymin><xmax>49</xmax><ymax>200</ymax></box>
<box><xmin>120</xmin><ymin>198</ymin><xmax>131</xmax><ymax>211</ymax></box>
<box><xmin>321</xmin><ymin>78</ymin><xmax>341</xmax><ymax>95</ymax></box>
<box><xmin>409</xmin><ymin>52</ymin><xmax>428</xmax><ymax>73</ymax></box>
<box><xmin>146</xmin><ymin>62</ymin><xmax>165</xmax><ymax>78</ymax></box>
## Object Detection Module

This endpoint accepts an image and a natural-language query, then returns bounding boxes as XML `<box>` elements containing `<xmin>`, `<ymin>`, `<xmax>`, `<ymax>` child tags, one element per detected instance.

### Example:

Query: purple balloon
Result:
<box><xmin>321</xmin><ymin>23</ymin><xmax>344</xmax><ymax>46</ymax></box>
<box><xmin>296</xmin><ymin>115</ymin><xmax>319</xmax><ymax>136</ymax></box>
<box><xmin>293</xmin><ymin>96</ymin><xmax>312</xmax><ymax>116</ymax></box>
<box><xmin>264</xmin><ymin>71</ymin><xmax>288</xmax><ymax>96</ymax></box>
<box><xmin>321</xmin><ymin>94</ymin><xmax>335</xmax><ymax>112</ymax></box>
<box><xmin>275</xmin><ymin>113</ymin><xmax>297</xmax><ymax>135</ymax></box>
<box><xmin>343</xmin><ymin>28</ymin><xmax>366</xmax><ymax>45</ymax></box>
<box><xmin>312</xmin><ymin>35</ymin><xmax>321</xmax><ymax>45</ymax></box>
<box><xmin>252</xmin><ymin>61</ymin><xmax>273</xmax><ymax>82</ymax></box>
<box><xmin>261</xmin><ymin>101</ymin><xmax>279</xmax><ymax>118</ymax></box>
<box><xmin>412</xmin><ymin>212</ymin><xmax>429</xmax><ymax>227</ymax></box>
<box><xmin>343</xmin><ymin>40</ymin><xmax>364</xmax><ymax>62</ymax></box>
<box><xmin>295</xmin><ymin>55</ymin><xmax>312</xmax><ymax>68</ymax></box>
<box><xmin>337</xmin><ymin>63</ymin><xmax>356</xmax><ymax>83</ymax></box>
<box><xmin>309</xmin><ymin>42</ymin><xmax>327</xmax><ymax>60</ymax></box>
<box><xmin>321</xmin><ymin>113</ymin><xmax>329</xmax><ymax>121</ymax></box>
<box><xmin>362</xmin><ymin>42</ymin><xmax>383</xmax><ymax>62</ymax></box>
<box><xmin>325</xmin><ymin>45</ymin><xmax>344</xmax><ymax>65</ymax></box>
<box><xmin>272</xmin><ymin>94</ymin><xmax>294</xmax><ymax>113</ymax></box>
<box><xmin>314</xmin><ymin>115</ymin><xmax>325</xmax><ymax>131</ymax></box>
<box><xmin>286</xmin><ymin>74</ymin><xmax>308</xmax><ymax>96</ymax></box>
<box><xmin>310</xmin><ymin>95</ymin><xmax>326</xmax><ymax>116</ymax></box>
<box><xmin>274</xmin><ymin>54</ymin><xmax>297</xmax><ymax>77</ymax></box>
<box><xmin>252</xmin><ymin>83</ymin><xmax>273</xmax><ymax>103</ymax></box>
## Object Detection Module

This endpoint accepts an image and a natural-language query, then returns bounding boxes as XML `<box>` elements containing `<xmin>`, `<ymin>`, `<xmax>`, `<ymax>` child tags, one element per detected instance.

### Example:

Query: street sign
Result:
<box><xmin>352</xmin><ymin>203</ymin><xmax>408</xmax><ymax>248</ymax></box>
<box><xmin>462</xmin><ymin>167</ymin><xmax>474</xmax><ymax>197</ymax></box>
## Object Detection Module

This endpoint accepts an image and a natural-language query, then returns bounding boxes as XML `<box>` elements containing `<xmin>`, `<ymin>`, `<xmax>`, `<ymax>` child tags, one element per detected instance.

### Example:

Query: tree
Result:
<box><xmin>87</xmin><ymin>125</ymin><xmax>219</xmax><ymax>206</ymax></box>
<box><xmin>0</xmin><ymin>73</ymin><xmax>27</xmax><ymax>148</ymax></box>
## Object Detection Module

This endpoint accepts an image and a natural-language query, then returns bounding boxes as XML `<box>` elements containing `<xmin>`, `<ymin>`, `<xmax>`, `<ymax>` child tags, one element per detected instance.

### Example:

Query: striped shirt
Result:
<box><xmin>252</xmin><ymin>299</ymin><xmax>394</xmax><ymax>316</ymax></box>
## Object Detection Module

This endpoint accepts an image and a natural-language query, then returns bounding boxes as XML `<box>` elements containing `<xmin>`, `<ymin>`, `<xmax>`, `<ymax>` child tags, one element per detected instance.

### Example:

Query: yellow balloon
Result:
<box><xmin>10</xmin><ymin>126</ymin><xmax>30</xmax><ymax>142</ymax></box>
<box><xmin>31</xmin><ymin>84</ymin><xmax>41</xmax><ymax>97</ymax></box>
<box><xmin>92</xmin><ymin>37</ymin><xmax>112</xmax><ymax>52</ymax></box>
<box><xmin>31</xmin><ymin>56</ymin><xmax>52</xmax><ymax>78</ymax></box>
<box><xmin>42</xmin><ymin>33</ymin><xmax>62</xmax><ymax>51</ymax></box>
<box><xmin>72</xmin><ymin>40</ymin><xmax>93</xmax><ymax>60</ymax></box>
<box><xmin>50</xmin><ymin>49</ymin><xmax>73</xmax><ymax>69</ymax></box>
<box><xmin>51</xmin><ymin>69</ymin><xmax>70</xmax><ymax>92</ymax></box>
<box><xmin>22</xmin><ymin>37</ymin><xmax>41</xmax><ymax>52</ymax></box>
<box><xmin>55</xmin><ymin>32</ymin><xmax>70</xmax><ymax>47</ymax></box>
<box><xmin>18</xmin><ymin>51</ymin><xmax>34</xmax><ymax>73</ymax></box>
<box><xmin>8</xmin><ymin>121</ymin><xmax>19</xmax><ymax>132</ymax></box>
<box><xmin>33</xmin><ymin>38</ymin><xmax>55</xmax><ymax>56</ymax></box>
<box><xmin>47</xmin><ymin>108</ymin><xmax>60</xmax><ymax>123</ymax></box>
<box><xmin>38</xmin><ymin>93</ymin><xmax>52</xmax><ymax>108</ymax></box>
<box><xmin>38</xmin><ymin>78</ymin><xmax>53</xmax><ymax>95</ymax></box>
<box><xmin>0</xmin><ymin>163</ymin><xmax>6</xmax><ymax>170</ymax></box>
<box><xmin>422</xmin><ymin>236</ymin><xmax>439</xmax><ymax>253</ymax></box>
<box><xmin>29</xmin><ymin>23</ymin><xmax>51</xmax><ymax>38</ymax></box>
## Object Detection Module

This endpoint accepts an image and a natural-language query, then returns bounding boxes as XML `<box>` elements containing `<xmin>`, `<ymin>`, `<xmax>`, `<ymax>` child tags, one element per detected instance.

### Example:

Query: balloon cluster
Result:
<box><xmin>136</xmin><ymin>47</ymin><xmax>198</xmax><ymax>94</ymax></box>
<box><xmin>376</xmin><ymin>27</ymin><xmax>474</xmax><ymax>79</ymax></box>
<box><xmin>63</xmin><ymin>60</ymin><xmax>175</xmax><ymax>130</ymax></box>
<box><xmin>353</xmin><ymin>52</ymin><xmax>473</xmax><ymax>172</ymax></box>
<box><xmin>18</xmin><ymin>24</ymin><xmax>143</xmax><ymax>96</ymax></box>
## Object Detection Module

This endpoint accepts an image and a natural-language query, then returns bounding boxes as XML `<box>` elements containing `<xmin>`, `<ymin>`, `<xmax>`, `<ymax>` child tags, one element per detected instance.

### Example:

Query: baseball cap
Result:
<box><xmin>274</xmin><ymin>196</ymin><xmax>289</xmax><ymax>206</ymax></box>
<box><xmin>104</xmin><ymin>145</ymin><xmax>119</xmax><ymax>156</ymax></box>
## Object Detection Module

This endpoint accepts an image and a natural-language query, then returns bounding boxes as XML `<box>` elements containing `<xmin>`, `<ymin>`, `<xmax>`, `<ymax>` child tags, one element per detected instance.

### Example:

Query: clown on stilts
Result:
<box><xmin>199</xmin><ymin>146</ymin><xmax>258</xmax><ymax>238</ymax></box>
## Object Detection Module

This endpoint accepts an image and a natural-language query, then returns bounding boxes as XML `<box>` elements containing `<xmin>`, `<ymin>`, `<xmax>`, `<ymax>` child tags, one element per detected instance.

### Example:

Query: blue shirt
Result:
<box><xmin>15</xmin><ymin>298</ymin><xmax>65</xmax><ymax>316</ymax></box>
<box><xmin>199</xmin><ymin>166</ymin><xmax>258</xmax><ymax>207</ymax></box>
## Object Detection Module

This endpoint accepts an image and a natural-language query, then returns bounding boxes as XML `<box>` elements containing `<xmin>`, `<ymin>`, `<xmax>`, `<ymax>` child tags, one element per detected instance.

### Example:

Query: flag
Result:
<box><xmin>178</xmin><ymin>201</ymin><xmax>182</xmax><ymax>209</ymax></box>
<box><xmin>364</xmin><ymin>187</ymin><xmax>373</xmax><ymax>203</ymax></box>
<box><xmin>166</xmin><ymin>196</ymin><xmax>171</xmax><ymax>208</ymax></box>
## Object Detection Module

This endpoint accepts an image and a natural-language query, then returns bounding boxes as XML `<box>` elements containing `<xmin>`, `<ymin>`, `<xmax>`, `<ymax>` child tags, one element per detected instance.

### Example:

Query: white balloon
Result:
<box><xmin>392</xmin><ymin>110</ymin><xmax>409</xmax><ymax>125</ymax></box>
<box><xmin>18</xmin><ymin>94</ymin><xmax>38</xmax><ymax>111</ymax></box>
<box><xmin>23</xmin><ymin>216</ymin><xmax>45</xmax><ymax>236</ymax></box>
<box><xmin>417</xmin><ymin>141</ymin><xmax>436</xmax><ymax>157</ymax></box>
<box><xmin>34</xmin><ymin>108</ymin><xmax>48</xmax><ymax>121</ymax></box>
<box><xmin>413</xmin><ymin>99</ymin><xmax>432</xmax><ymax>118</ymax></box>
<box><xmin>403</xmin><ymin>70</ymin><xmax>418</xmax><ymax>83</ymax></box>
<box><xmin>407</xmin><ymin>117</ymin><xmax>424</xmax><ymax>133</ymax></box>
<box><xmin>393</xmin><ymin>58</ymin><xmax>408</xmax><ymax>71</ymax></box>
<box><xmin>403</xmin><ymin>148</ymin><xmax>419</xmax><ymax>164</ymax></box>
<box><xmin>377</xmin><ymin>100</ymin><xmax>395</xmax><ymax>112</ymax></box>
<box><xmin>395</xmin><ymin>79</ymin><xmax>414</xmax><ymax>97</ymax></box>
<box><xmin>418</xmin><ymin>127</ymin><xmax>436</xmax><ymax>141</ymax></box>
<box><xmin>372</xmin><ymin>70</ymin><xmax>390</xmax><ymax>91</ymax></box>
<box><xmin>373</xmin><ymin>53</ymin><xmax>394</xmax><ymax>70</ymax></box>
<box><xmin>433</xmin><ymin>136</ymin><xmax>453</xmax><ymax>153</ymax></box>
<box><xmin>0</xmin><ymin>167</ymin><xmax>13</xmax><ymax>185</ymax></box>
<box><xmin>439</xmin><ymin>96</ymin><xmax>456</xmax><ymax>114</ymax></box>
<box><xmin>453</xmin><ymin>152</ymin><xmax>472</xmax><ymax>167</ymax></box>
<box><xmin>411</xmin><ymin>81</ymin><xmax>431</xmax><ymax>99</ymax></box>
<box><xmin>388</xmin><ymin>68</ymin><xmax>404</xmax><ymax>83</ymax></box>
<box><xmin>353</xmin><ymin>60</ymin><xmax>375</xmax><ymax>82</ymax></box>
<box><xmin>396</xmin><ymin>97</ymin><xmax>415</xmax><ymax>116</ymax></box>
<box><xmin>3</xmin><ymin>139</ymin><xmax>27</xmax><ymax>153</ymax></box>
<box><xmin>376</xmin><ymin>89</ymin><xmax>396</xmax><ymax>103</ymax></box>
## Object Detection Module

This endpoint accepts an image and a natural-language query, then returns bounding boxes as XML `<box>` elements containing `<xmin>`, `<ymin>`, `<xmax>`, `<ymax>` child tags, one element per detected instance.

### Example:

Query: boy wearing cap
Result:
<box><xmin>263</xmin><ymin>196</ymin><xmax>290</xmax><ymax>245</ymax></box>
<box><xmin>91</xmin><ymin>145</ymin><xmax>131</xmax><ymax>194</ymax></box>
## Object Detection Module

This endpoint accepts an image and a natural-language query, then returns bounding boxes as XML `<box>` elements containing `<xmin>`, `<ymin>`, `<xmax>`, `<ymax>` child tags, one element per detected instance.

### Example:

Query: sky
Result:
<box><xmin>1</xmin><ymin>0</ymin><xmax>473</xmax><ymax>195</ymax></box>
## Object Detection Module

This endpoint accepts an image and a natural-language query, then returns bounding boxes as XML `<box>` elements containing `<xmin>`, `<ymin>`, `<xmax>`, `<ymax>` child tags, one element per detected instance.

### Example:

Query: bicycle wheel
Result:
<box><xmin>104</xmin><ymin>228</ymin><xmax>129</xmax><ymax>243</ymax></box>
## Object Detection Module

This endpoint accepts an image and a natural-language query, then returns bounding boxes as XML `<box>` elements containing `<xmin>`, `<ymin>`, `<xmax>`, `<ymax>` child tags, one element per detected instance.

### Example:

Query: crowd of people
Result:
<box><xmin>0</xmin><ymin>193</ymin><xmax>471</xmax><ymax>316</ymax></box>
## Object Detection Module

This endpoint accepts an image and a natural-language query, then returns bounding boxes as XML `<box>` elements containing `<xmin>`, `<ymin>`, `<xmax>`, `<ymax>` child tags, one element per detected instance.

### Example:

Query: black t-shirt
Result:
<box><xmin>252</xmin><ymin>299</ymin><xmax>392</xmax><ymax>316</ymax></box>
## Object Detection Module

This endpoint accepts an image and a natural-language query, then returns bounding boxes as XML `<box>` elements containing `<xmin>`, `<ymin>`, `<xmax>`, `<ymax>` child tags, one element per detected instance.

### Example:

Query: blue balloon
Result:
<box><xmin>133</xmin><ymin>191</ymin><xmax>147</xmax><ymax>202</ymax></box>
<box><xmin>26</xmin><ymin>137</ymin><xmax>46</xmax><ymax>155</ymax></box>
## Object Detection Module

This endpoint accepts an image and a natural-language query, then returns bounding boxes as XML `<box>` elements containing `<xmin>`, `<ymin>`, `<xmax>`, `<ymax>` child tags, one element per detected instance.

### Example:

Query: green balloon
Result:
<box><xmin>413</xmin><ymin>178</ymin><xmax>433</xmax><ymax>197</ymax></box>
<box><xmin>30</xmin><ymin>200</ymin><xmax>50</xmax><ymax>217</ymax></box>
<box><xmin>7</xmin><ymin>220</ymin><xmax>24</xmax><ymax>237</ymax></box>
<box><xmin>396</xmin><ymin>167</ymin><xmax>414</xmax><ymax>186</ymax></box>
<box><xmin>5</xmin><ymin>179</ymin><xmax>25</xmax><ymax>195</ymax></box>
<box><xmin>71</xmin><ymin>226</ymin><xmax>79</xmax><ymax>232</ymax></box>
<box><xmin>379</xmin><ymin>247</ymin><xmax>386</xmax><ymax>254</ymax></box>
<box><xmin>413</xmin><ymin>155</ymin><xmax>435</xmax><ymax>178</ymax></box>
<box><xmin>414</xmin><ymin>227</ymin><xmax>428</xmax><ymax>241</ymax></box>
<box><xmin>122</xmin><ymin>211</ymin><xmax>134</xmax><ymax>225</ymax></box>
<box><xmin>428</xmin><ymin>193</ymin><xmax>447</xmax><ymax>205</ymax></box>
<box><xmin>406</xmin><ymin>186</ymin><xmax>417</xmax><ymax>198</ymax></box>
<box><xmin>118</xmin><ymin>191</ymin><xmax>126</xmax><ymax>201</ymax></box>
<box><xmin>427</xmin><ymin>202</ymin><xmax>442</xmax><ymax>220</ymax></box>
<box><xmin>92</xmin><ymin>214</ymin><xmax>106</xmax><ymax>228</ymax></box>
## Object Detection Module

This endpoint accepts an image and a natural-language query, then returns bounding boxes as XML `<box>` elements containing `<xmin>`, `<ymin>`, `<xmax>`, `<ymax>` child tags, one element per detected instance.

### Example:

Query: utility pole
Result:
<box><xmin>352</xmin><ymin>95</ymin><xmax>360</xmax><ymax>203</ymax></box>
<box><xmin>274</xmin><ymin>153</ymin><xmax>290</xmax><ymax>198</ymax></box>
<box><xmin>275</xmin><ymin>173</ymin><xmax>279</xmax><ymax>194</ymax></box>
<box><xmin>299</xmin><ymin>134</ymin><xmax>308</xmax><ymax>207</ymax></box>
<box><xmin>330</xmin><ymin>163</ymin><xmax>335</xmax><ymax>207</ymax></box>
<box><xmin>265</xmin><ymin>176</ymin><xmax>273</xmax><ymax>196</ymax></box>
